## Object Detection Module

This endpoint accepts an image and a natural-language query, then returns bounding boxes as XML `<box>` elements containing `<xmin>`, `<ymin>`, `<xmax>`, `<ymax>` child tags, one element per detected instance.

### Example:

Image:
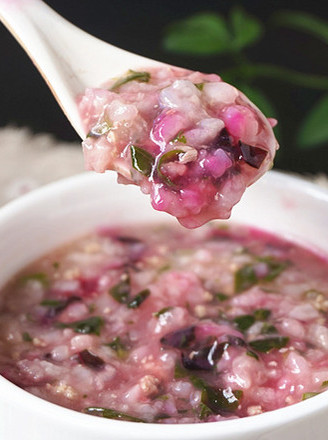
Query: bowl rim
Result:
<box><xmin>1</xmin><ymin>169</ymin><xmax>328</xmax><ymax>438</ymax></box>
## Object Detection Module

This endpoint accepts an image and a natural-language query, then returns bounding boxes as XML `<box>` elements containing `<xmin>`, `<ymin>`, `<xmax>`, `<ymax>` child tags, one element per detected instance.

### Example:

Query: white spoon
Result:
<box><xmin>0</xmin><ymin>0</ymin><xmax>166</xmax><ymax>138</ymax></box>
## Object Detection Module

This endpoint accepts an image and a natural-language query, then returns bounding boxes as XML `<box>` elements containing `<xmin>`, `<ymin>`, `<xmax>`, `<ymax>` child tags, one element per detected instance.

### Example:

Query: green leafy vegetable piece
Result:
<box><xmin>19</xmin><ymin>272</ymin><xmax>49</xmax><ymax>287</ymax></box>
<box><xmin>273</xmin><ymin>11</ymin><xmax>328</xmax><ymax>45</ymax></box>
<box><xmin>297</xmin><ymin>94</ymin><xmax>328</xmax><ymax>149</ymax></box>
<box><xmin>234</xmin><ymin>314</ymin><xmax>255</xmax><ymax>332</ymax></box>
<box><xmin>127</xmin><ymin>289</ymin><xmax>150</xmax><ymax>309</ymax></box>
<box><xmin>154</xmin><ymin>413</ymin><xmax>171</xmax><ymax>421</ymax></box>
<box><xmin>40</xmin><ymin>299</ymin><xmax>63</xmax><ymax>307</ymax></box>
<box><xmin>157</xmin><ymin>149</ymin><xmax>184</xmax><ymax>186</ymax></box>
<box><xmin>254</xmin><ymin>308</ymin><xmax>271</xmax><ymax>321</ymax></box>
<box><xmin>105</xmin><ymin>336</ymin><xmax>128</xmax><ymax>359</ymax></box>
<box><xmin>84</xmin><ymin>407</ymin><xmax>146</xmax><ymax>423</ymax></box>
<box><xmin>194</xmin><ymin>82</ymin><xmax>204</xmax><ymax>91</ymax></box>
<box><xmin>259</xmin><ymin>257</ymin><xmax>289</xmax><ymax>281</ymax></box>
<box><xmin>163</xmin><ymin>12</ymin><xmax>231</xmax><ymax>55</ymax></box>
<box><xmin>189</xmin><ymin>375</ymin><xmax>209</xmax><ymax>390</ymax></box>
<box><xmin>261</xmin><ymin>323</ymin><xmax>278</xmax><ymax>335</ymax></box>
<box><xmin>302</xmin><ymin>392</ymin><xmax>319</xmax><ymax>401</ymax></box>
<box><xmin>201</xmin><ymin>387</ymin><xmax>243</xmax><ymax>413</ymax></box>
<box><xmin>57</xmin><ymin>316</ymin><xmax>104</xmax><ymax>336</ymax></box>
<box><xmin>110</xmin><ymin>70</ymin><xmax>150</xmax><ymax>91</ymax></box>
<box><xmin>249</xmin><ymin>336</ymin><xmax>289</xmax><ymax>353</ymax></box>
<box><xmin>174</xmin><ymin>362</ymin><xmax>187</xmax><ymax>379</ymax></box>
<box><xmin>22</xmin><ymin>332</ymin><xmax>32</xmax><ymax>342</ymax></box>
<box><xmin>199</xmin><ymin>402</ymin><xmax>213</xmax><ymax>420</ymax></box>
<box><xmin>216</xmin><ymin>293</ymin><xmax>229</xmax><ymax>302</ymax></box>
<box><xmin>153</xmin><ymin>306</ymin><xmax>173</xmax><ymax>318</ymax></box>
<box><xmin>172</xmin><ymin>131</ymin><xmax>187</xmax><ymax>144</ymax></box>
<box><xmin>246</xmin><ymin>350</ymin><xmax>259</xmax><ymax>360</ymax></box>
<box><xmin>130</xmin><ymin>145</ymin><xmax>155</xmax><ymax>177</ymax></box>
<box><xmin>230</xmin><ymin>6</ymin><xmax>263</xmax><ymax>51</ymax></box>
<box><xmin>234</xmin><ymin>264</ymin><xmax>257</xmax><ymax>293</ymax></box>
<box><xmin>322</xmin><ymin>380</ymin><xmax>328</xmax><ymax>388</ymax></box>
<box><xmin>52</xmin><ymin>261</ymin><xmax>60</xmax><ymax>270</ymax></box>
<box><xmin>109</xmin><ymin>276</ymin><xmax>130</xmax><ymax>304</ymax></box>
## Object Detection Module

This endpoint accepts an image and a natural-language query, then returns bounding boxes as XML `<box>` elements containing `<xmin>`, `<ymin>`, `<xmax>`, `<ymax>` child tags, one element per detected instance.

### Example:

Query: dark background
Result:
<box><xmin>1</xmin><ymin>0</ymin><xmax>328</xmax><ymax>174</ymax></box>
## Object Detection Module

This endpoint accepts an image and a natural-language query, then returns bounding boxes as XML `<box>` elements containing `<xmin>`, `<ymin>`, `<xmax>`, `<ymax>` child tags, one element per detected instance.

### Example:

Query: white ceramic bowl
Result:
<box><xmin>1</xmin><ymin>170</ymin><xmax>328</xmax><ymax>440</ymax></box>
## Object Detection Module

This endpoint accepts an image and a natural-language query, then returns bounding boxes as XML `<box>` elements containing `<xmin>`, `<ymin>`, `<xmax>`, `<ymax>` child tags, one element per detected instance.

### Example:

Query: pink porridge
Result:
<box><xmin>1</xmin><ymin>223</ymin><xmax>328</xmax><ymax>424</ymax></box>
<box><xmin>79</xmin><ymin>68</ymin><xmax>278</xmax><ymax>227</ymax></box>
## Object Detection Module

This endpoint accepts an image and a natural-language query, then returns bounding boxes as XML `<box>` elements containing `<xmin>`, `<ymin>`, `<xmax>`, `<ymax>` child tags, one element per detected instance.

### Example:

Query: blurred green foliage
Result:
<box><xmin>163</xmin><ymin>7</ymin><xmax>328</xmax><ymax>153</ymax></box>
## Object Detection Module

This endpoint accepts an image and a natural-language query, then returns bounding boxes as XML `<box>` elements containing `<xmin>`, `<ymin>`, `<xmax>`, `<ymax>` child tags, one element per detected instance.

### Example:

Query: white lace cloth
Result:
<box><xmin>0</xmin><ymin>126</ymin><xmax>83</xmax><ymax>206</ymax></box>
<box><xmin>0</xmin><ymin>126</ymin><xmax>327</xmax><ymax>207</ymax></box>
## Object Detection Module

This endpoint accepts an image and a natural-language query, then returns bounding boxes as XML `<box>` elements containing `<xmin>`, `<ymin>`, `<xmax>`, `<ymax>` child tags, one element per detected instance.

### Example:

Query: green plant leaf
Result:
<box><xmin>163</xmin><ymin>12</ymin><xmax>231</xmax><ymax>55</ymax></box>
<box><xmin>222</xmin><ymin>64</ymin><xmax>328</xmax><ymax>91</ymax></box>
<box><xmin>297</xmin><ymin>94</ymin><xmax>328</xmax><ymax>149</ymax></box>
<box><xmin>274</xmin><ymin>10</ymin><xmax>328</xmax><ymax>45</ymax></box>
<box><xmin>230</xmin><ymin>6</ymin><xmax>263</xmax><ymax>50</ymax></box>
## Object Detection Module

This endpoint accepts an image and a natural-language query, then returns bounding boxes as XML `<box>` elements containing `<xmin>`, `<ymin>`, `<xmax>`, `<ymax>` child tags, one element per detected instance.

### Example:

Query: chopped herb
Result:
<box><xmin>153</xmin><ymin>413</ymin><xmax>171</xmax><ymax>420</ymax></box>
<box><xmin>57</xmin><ymin>316</ymin><xmax>104</xmax><ymax>335</ymax></box>
<box><xmin>40</xmin><ymin>299</ymin><xmax>63</xmax><ymax>307</ymax></box>
<box><xmin>201</xmin><ymin>387</ymin><xmax>243</xmax><ymax>414</ymax></box>
<box><xmin>158</xmin><ymin>264</ymin><xmax>171</xmax><ymax>273</ymax></box>
<box><xmin>261</xmin><ymin>323</ymin><xmax>278</xmax><ymax>334</ymax></box>
<box><xmin>105</xmin><ymin>336</ymin><xmax>128</xmax><ymax>359</ymax></box>
<box><xmin>258</xmin><ymin>256</ymin><xmax>289</xmax><ymax>281</ymax></box>
<box><xmin>22</xmin><ymin>332</ymin><xmax>32</xmax><ymax>342</ymax></box>
<box><xmin>20</xmin><ymin>272</ymin><xmax>49</xmax><ymax>287</ymax></box>
<box><xmin>52</xmin><ymin>261</ymin><xmax>60</xmax><ymax>270</ymax></box>
<box><xmin>87</xmin><ymin>121</ymin><xmax>111</xmax><ymax>138</ymax></box>
<box><xmin>194</xmin><ymin>82</ymin><xmax>204</xmax><ymax>91</ymax></box>
<box><xmin>157</xmin><ymin>149</ymin><xmax>184</xmax><ymax>186</ymax></box>
<box><xmin>234</xmin><ymin>314</ymin><xmax>255</xmax><ymax>332</ymax></box>
<box><xmin>215</xmin><ymin>293</ymin><xmax>229</xmax><ymax>301</ymax></box>
<box><xmin>110</xmin><ymin>70</ymin><xmax>150</xmax><ymax>91</ymax></box>
<box><xmin>157</xmin><ymin>394</ymin><xmax>170</xmax><ymax>401</ymax></box>
<box><xmin>302</xmin><ymin>392</ymin><xmax>319</xmax><ymax>400</ymax></box>
<box><xmin>235</xmin><ymin>257</ymin><xmax>288</xmax><ymax>294</ymax></box>
<box><xmin>172</xmin><ymin>130</ymin><xmax>187</xmax><ymax>144</ymax></box>
<box><xmin>189</xmin><ymin>374</ymin><xmax>209</xmax><ymax>390</ymax></box>
<box><xmin>78</xmin><ymin>349</ymin><xmax>105</xmax><ymax>370</ymax></box>
<box><xmin>40</xmin><ymin>296</ymin><xmax>82</xmax><ymax>318</ymax></box>
<box><xmin>246</xmin><ymin>350</ymin><xmax>259</xmax><ymax>360</ymax></box>
<box><xmin>88</xmin><ymin>303</ymin><xmax>96</xmax><ymax>313</ymax></box>
<box><xmin>130</xmin><ymin>145</ymin><xmax>154</xmax><ymax>177</ymax></box>
<box><xmin>198</xmin><ymin>402</ymin><xmax>213</xmax><ymax>419</ymax></box>
<box><xmin>322</xmin><ymin>380</ymin><xmax>328</xmax><ymax>388</ymax></box>
<box><xmin>109</xmin><ymin>275</ymin><xmax>130</xmax><ymax>304</ymax></box>
<box><xmin>254</xmin><ymin>308</ymin><xmax>271</xmax><ymax>321</ymax></box>
<box><xmin>249</xmin><ymin>336</ymin><xmax>289</xmax><ymax>353</ymax></box>
<box><xmin>234</xmin><ymin>264</ymin><xmax>257</xmax><ymax>293</ymax></box>
<box><xmin>127</xmin><ymin>289</ymin><xmax>150</xmax><ymax>309</ymax></box>
<box><xmin>174</xmin><ymin>362</ymin><xmax>187</xmax><ymax>379</ymax></box>
<box><xmin>84</xmin><ymin>407</ymin><xmax>146</xmax><ymax>423</ymax></box>
<box><xmin>153</xmin><ymin>306</ymin><xmax>173</xmax><ymax>317</ymax></box>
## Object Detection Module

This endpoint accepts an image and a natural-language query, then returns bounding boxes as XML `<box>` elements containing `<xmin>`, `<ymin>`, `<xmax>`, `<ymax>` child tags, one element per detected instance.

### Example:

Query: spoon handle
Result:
<box><xmin>0</xmin><ymin>0</ymin><xmax>162</xmax><ymax>138</ymax></box>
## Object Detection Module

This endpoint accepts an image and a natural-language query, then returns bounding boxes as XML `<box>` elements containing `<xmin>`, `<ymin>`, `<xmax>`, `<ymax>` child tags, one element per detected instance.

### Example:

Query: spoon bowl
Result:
<box><xmin>0</xmin><ymin>0</ymin><xmax>166</xmax><ymax>138</ymax></box>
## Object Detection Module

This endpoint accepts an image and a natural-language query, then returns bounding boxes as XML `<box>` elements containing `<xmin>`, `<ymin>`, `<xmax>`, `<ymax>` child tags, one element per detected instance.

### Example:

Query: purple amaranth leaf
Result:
<box><xmin>161</xmin><ymin>326</ymin><xmax>196</xmax><ymax>349</ymax></box>
<box><xmin>78</xmin><ymin>349</ymin><xmax>105</xmax><ymax>370</ymax></box>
